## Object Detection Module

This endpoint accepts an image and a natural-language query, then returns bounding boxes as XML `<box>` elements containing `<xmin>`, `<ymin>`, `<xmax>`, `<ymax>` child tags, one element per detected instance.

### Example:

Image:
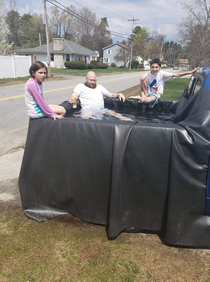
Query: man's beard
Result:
<box><xmin>85</xmin><ymin>82</ymin><xmax>97</xmax><ymax>89</ymax></box>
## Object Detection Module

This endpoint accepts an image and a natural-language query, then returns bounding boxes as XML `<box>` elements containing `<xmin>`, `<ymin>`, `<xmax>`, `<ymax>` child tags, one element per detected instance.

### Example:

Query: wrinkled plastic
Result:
<box><xmin>19</xmin><ymin>71</ymin><xmax>210</xmax><ymax>247</ymax></box>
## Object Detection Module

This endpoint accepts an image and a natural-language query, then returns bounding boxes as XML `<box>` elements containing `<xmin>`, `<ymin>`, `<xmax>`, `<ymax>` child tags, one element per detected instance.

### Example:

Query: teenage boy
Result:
<box><xmin>129</xmin><ymin>58</ymin><xmax>198</xmax><ymax>107</ymax></box>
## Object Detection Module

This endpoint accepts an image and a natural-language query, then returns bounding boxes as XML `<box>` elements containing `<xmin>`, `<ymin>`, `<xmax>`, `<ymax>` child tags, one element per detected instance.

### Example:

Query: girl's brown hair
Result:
<box><xmin>29</xmin><ymin>61</ymin><xmax>47</xmax><ymax>77</ymax></box>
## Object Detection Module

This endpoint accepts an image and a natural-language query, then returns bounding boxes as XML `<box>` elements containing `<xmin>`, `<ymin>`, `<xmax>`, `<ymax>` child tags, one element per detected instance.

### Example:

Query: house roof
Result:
<box><xmin>102</xmin><ymin>42</ymin><xmax>130</xmax><ymax>51</ymax></box>
<box><xmin>14</xmin><ymin>40</ymin><xmax>96</xmax><ymax>56</ymax></box>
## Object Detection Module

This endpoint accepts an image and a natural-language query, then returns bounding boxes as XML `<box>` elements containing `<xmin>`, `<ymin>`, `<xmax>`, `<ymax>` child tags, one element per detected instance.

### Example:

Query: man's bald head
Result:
<box><xmin>85</xmin><ymin>71</ymin><xmax>97</xmax><ymax>89</ymax></box>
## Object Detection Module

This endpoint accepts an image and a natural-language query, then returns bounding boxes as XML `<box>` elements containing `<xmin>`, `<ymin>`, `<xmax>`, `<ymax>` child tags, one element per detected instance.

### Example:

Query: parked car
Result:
<box><xmin>161</xmin><ymin>64</ymin><xmax>167</xmax><ymax>67</ymax></box>
<box><xmin>173</xmin><ymin>66</ymin><xmax>179</xmax><ymax>70</ymax></box>
<box><xmin>144</xmin><ymin>64</ymin><xmax>150</xmax><ymax>70</ymax></box>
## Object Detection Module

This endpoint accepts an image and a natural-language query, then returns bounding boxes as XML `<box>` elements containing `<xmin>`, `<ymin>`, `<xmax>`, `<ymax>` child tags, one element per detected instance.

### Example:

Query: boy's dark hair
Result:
<box><xmin>29</xmin><ymin>61</ymin><xmax>47</xmax><ymax>77</ymax></box>
<box><xmin>150</xmin><ymin>58</ymin><xmax>162</xmax><ymax>67</ymax></box>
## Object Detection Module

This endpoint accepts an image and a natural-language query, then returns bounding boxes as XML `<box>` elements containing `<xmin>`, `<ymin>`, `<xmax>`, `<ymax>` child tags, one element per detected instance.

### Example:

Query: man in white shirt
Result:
<box><xmin>69</xmin><ymin>71</ymin><xmax>125</xmax><ymax>108</ymax></box>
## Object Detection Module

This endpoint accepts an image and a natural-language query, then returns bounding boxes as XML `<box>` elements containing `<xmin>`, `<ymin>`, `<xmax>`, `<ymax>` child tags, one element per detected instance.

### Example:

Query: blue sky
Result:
<box><xmin>12</xmin><ymin>0</ymin><xmax>185</xmax><ymax>42</ymax></box>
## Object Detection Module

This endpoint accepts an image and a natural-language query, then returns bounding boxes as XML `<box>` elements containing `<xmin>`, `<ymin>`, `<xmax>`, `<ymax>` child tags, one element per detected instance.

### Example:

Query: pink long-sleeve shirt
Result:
<box><xmin>25</xmin><ymin>78</ymin><xmax>56</xmax><ymax>118</ymax></box>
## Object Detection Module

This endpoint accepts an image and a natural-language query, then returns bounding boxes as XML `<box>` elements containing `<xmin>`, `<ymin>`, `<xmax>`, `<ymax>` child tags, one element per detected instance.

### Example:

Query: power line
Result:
<box><xmin>46</xmin><ymin>0</ymin><xmax>129</xmax><ymax>40</ymax></box>
<box><xmin>89</xmin><ymin>0</ymin><xmax>128</xmax><ymax>21</ymax></box>
<box><xmin>91</xmin><ymin>0</ymin><xmax>132</xmax><ymax>21</ymax></box>
<box><xmin>69</xmin><ymin>0</ymin><xmax>133</xmax><ymax>21</ymax></box>
<box><xmin>100</xmin><ymin>0</ymin><xmax>133</xmax><ymax>19</ymax></box>
<box><xmin>47</xmin><ymin>0</ymin><xmax>129</xmax><ymax>38</ymax></box>
<box><xmin>70</xmin><ymin>0</ymin><xmax>84</xmax><ymax>9</ymax></box>
<box><xmin>128</xmin><ymin>18</ymin><xmax>139</xmax><ymax>33</ymax></box>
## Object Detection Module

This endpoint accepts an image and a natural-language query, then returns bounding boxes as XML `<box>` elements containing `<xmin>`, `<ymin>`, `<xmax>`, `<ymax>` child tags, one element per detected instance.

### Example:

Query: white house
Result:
<box><xmin>102</xmin><ymin>43</ymin><xmax>130</xmax><ymax>67</ymax></box>
<box><xmin>14</xmin><ymin>38</ymin><xmax>97</xmax><ymax>68</ymax></box>
<box><xmin>133</xmin><ymin>56</ymin><xmax>143</xmax><ymax>64</ymax></box>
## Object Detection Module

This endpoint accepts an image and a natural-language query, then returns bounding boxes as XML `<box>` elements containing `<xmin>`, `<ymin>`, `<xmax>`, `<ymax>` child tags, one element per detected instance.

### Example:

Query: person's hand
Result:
<box><xmin>138</xmin><ymin>96</ymin><xmax>144</xmax><ymax>103</ymax></box>
<box><xmin>69</xmin><ymin>96</ymin><xmax>76</xmax><ymax>104</ymax></box>
<box><xmin>54</xmin><ymin>114</ymin><xmax>64</xmax><ymax>120</ymax></box>
<box><xmin>69</xmin><ymin>96</ymin><xmax>77</xmax><ymax>104</ymax></box>
<box><xmin>192</xmin><ymin>67</ymin><xmax>199</xmax><ymax>74</ymax></box>
<box><xmin>118</xmin><ymin>93</ymin><xmax>125</xmax><ymax>102</ymax></box>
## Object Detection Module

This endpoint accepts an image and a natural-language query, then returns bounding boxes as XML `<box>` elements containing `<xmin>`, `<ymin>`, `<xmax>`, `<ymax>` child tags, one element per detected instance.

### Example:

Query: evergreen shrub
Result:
<box><xmin>64</xmin><ymin>61</ymin><xmax>86</xmax><ymax>69</ymax></box>
<box><xmin>111</xmin><ymin>63</ymin><xmax>117</xmax><ymax>67</ymax></box>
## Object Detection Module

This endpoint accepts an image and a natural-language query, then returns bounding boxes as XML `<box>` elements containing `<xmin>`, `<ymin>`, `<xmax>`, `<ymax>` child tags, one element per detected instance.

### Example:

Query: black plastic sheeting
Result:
<box><xmin>19</xmin><ymin>84</ymin><xmax>210</xmax><ymax>247</ymax></box>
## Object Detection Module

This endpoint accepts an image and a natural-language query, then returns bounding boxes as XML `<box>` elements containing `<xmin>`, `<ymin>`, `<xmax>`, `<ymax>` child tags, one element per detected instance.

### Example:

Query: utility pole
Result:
<box><xmin>39</xmin><ymin>33</ymin><xmax>41</xmax><ymax>46</ymax></box>
<box><xmin>44</xmin><ymin>0</ymin><xmax>51</xmax><ymax>77</ymax></box>
<box><xmin>128</xmin><ymin>18</ymin><xmax>139</xmax><ymax>71</ymax></box>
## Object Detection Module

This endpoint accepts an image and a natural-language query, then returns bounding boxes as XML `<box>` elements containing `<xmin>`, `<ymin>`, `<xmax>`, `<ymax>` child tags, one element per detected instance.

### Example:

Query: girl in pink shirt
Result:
<box><xmin>25</xmin><ymin>61</ymin><xmax>66</xmax><ymax>120</ymax></box>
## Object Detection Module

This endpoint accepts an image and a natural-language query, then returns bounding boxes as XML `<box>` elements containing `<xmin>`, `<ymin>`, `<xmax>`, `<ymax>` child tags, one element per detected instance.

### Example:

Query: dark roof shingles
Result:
<box><xmin>15</xmin><ymin>40</ymin><xmax>96</xmax><ymax>56</ymax></box>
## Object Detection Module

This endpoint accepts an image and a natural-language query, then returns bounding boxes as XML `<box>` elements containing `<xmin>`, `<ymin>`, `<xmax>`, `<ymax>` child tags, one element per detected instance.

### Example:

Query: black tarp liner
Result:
<box><xmin>19</xmin><ymin>87</ymin><xmax>210</xmax><ymax>247</ymax></box>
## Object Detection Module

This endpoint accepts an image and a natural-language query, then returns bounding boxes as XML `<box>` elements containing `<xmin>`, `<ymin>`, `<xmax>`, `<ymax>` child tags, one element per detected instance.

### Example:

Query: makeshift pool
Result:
<box><xmin>19</xmin><ymin>67</ymin><xmax>210</xmax><ymax>247</ymax></box>
<box><xmin>65</xmin><ymin>102</ymin><xmax>175</xmax><ymax>123</ymax></box>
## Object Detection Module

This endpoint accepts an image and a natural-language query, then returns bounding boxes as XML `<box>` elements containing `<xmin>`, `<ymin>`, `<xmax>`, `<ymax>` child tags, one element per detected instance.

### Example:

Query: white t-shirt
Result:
<box><xmin>73</xmin><ymin>83</ymin><xmax>109</xmax><ymax>108</ymax></box>
<box><xmin>146</xmin><ymin>70</ymin><xmax>173</xmax><ymax>97</ymax></box>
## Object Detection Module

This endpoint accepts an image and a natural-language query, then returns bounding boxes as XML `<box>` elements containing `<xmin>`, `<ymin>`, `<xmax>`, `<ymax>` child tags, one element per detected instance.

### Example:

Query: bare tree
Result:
<box><xmin>93</xmin><ymin>18</ymin><xmax>113</xmax><ymax>57</ymax></box>
<box><xmin>114</xmin><ymin>41</ymin><xmax>130</xmax><ymax>68</ymax></box>
<box><xmin>76</xmin><ymin>7</ymin><xmax>98</xmax><ymax>48</ymax></box>
<box><xmin>62</xmin><ymin>6</ymin><xmax>76</xmax><ymax>40</ymax></box>
<box><xmin>8</xmin><ymin>0</ymin><xmax>18</xmax><ymax>11</ymax></box>
<box><xmin>178</xmin><ymin>0</ymin><xmax>210</xmax><ymax>67</ymax></box>
<box><xmin>50</xmin><ymin>6</ymin><xmax>76</xmax><ymax>40</ymax></box>
<box><xmin>147</xmin><ymin>32</ymin><xmax>166</xmax><ymax>59</ymax></box>
<box><xmin>163</xmin><ymin>41</ymin><xmax>183</xmax><ymax>65</ymax></box>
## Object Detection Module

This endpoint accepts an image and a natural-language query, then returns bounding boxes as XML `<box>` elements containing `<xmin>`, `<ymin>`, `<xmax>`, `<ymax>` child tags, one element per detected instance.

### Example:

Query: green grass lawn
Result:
<box><xmin>1</xmin><ymin>206</ymin><xmax>210</xmax><ymax>282</ymax></box>
<box><xmin>163</xmin><ymin>77</ymin><xmax>190</xmax><ymax>100</ymax></box>
<box><xmin>51</xmin><ymin>66</ymin><xmax>143</xmax><ymax>76</ymax></box>
<box><xmin>0</xmin><ymin>76</ymin><xmax>30</xmax><ymax>85</ymax></box>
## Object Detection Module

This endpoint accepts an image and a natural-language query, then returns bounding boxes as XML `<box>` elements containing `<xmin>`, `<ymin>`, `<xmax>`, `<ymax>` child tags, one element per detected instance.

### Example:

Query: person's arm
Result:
<box><xmin>27</xmin><ymin>84</ymin><xmax>57</xmax><ymax>119</ymax></box>
<box><xmin>69</xmin><ymin>91</ymin><xmax>79</xmax><ymax>104</ymax></box>
<box><xmin>172</xmin><ymin>67</ymin><xmax>199</xmax><ymax>78</ymax></box>
<box><xmin>106</xmin><ymin>92</ymin><xmax>125</xmax><ymax>102</ymax></box>
<box><xmin>32</xmin><ymin>92</ymin><xmax>64</xmax><ymax>120</ymax></box>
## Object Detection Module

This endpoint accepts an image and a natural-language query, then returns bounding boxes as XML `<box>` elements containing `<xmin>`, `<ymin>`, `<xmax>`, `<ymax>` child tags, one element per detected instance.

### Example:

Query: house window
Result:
<box><xmin>66</xmin><ymin>54</ymin><xmax>70</xmax><ymax>61</ymax></box>
<box><xmin>51</xmin><ymin>54</ymin><xmax>54</xmax><ymax>61</ymax></box>
<box><xmin>92</xmin><ymin>56</ymin><xmax>96</xmax><ymax>60</ymax></box>
<box><xmin>104</xmin><ymin>58</ymin><xmax>110</xmax><ymax>63</ymax></box>
<box><xmin>107</xmin><ymin>50</ymin><xmax>111</xmax><ymax>54</ymax></box>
